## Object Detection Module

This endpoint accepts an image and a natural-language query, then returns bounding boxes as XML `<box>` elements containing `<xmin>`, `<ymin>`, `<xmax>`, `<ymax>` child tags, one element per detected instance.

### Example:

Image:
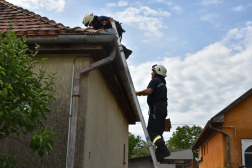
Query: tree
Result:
<box><xmin>166</xmin><ymin>125</ymin><xmax>202</xmax><ymax>151</ymax></box>
<box><xmin>166</xmin><ymin>125</ymin><xmax>203</xmax><ymax>167</ymax></box>
<box><xmin>128</xmin><ymin>134</ymin><xmax>146</xmax><ymax>158</ymax></box>
<box><xmin>0</xmin><ymin>24</ymin><xmax>57</xmax><ymax>167</ymax></box>
<box><xmin>131</xmin><ymin>141</ymin><xmax>151</xmax><ymax>158</ymax></box>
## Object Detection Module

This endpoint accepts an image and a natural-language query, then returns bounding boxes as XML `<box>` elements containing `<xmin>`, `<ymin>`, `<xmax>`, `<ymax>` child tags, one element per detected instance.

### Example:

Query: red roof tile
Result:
<box><xmin>0</xmin><ymin>0</ymin><xmax>99</xmax><ymax>37</ymax></box>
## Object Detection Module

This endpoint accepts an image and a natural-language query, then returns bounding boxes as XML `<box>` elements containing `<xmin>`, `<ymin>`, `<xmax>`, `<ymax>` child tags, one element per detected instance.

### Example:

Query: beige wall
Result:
<box><xmin>82</xmin><ymin>58</ymin><xmax>129</xmax><ymax>168</ymax></box>
<box><xmin>0</xmin><ymin>54</ymin><xmax>129</xmax><ymax>168</ymax></box>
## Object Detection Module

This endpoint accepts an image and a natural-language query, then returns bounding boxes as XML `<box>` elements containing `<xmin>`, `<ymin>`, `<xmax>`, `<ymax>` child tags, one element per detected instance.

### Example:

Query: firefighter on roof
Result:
<box><xmin>136</xmin><ymin>64</ymin><xmax>171</xmax><ymax>162</ymax></box>
<box><xmin>83</xmin><ymin>13</ymin><xmax>132</xmax><ymax>59</ymax></box>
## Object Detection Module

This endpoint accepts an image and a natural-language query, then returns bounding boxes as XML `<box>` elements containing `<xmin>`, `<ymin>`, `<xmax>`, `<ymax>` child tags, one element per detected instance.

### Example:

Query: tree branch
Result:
<box><xmin>5</xmin><ymin>136</ymin><xmax>30</xmax><ymax>147</ymax></box>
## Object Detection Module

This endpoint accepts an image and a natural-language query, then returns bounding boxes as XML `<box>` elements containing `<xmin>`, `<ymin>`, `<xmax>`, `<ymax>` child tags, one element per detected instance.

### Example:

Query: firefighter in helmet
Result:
<box><xmin>83</xmin><ymin>13</ymin><xmax>132</xmax><ymax>59</ymax></box>
<box><xmin>136</xmin><ymin>64</ymin><xmax>170</xmax><ymax>162</ymax></box>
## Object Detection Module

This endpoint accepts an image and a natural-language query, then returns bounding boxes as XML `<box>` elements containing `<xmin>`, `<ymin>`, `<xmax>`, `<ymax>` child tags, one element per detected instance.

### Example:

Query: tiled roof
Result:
<box><xmin>0</xmin><ymin>0</ymin><xmax>98</xmax><ymax>36</ymax></box>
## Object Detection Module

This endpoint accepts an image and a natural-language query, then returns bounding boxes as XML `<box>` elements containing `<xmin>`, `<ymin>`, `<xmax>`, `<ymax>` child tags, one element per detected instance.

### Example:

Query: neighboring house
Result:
<box><xmin>192</xmin><ymin>88</ymin><xmax>252</xmax><ymax>168</ymax></box>
<box><xmin>0</xmin><ymin>0</ymin><xmax>141</xmax><ymax>168</ymax></box>
<box><xmin>129</xmin><ymin>149</ymin><xmax>193</xmax><ymax>168</ymax></box>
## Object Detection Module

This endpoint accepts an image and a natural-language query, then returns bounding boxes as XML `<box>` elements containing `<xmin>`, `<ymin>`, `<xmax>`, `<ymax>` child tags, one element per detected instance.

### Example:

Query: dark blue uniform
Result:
<box><xmin>92</xmin><ymin>16</ymin><xmax>112</xmax><ymax>30</ymax></box>
<box><xmin>147</xmin><ymin>78</ymin><xmax>166</xmax><ymax>104</ymax></box>
<box><xmin>147</xmin><ymin>77</ymin><xmax>170</xmax><ymax>161</ymax></box>
<box><xmin>92</xmin><ymin>15</ymin><xmax>132</xmax><ymax>59</ymax></box>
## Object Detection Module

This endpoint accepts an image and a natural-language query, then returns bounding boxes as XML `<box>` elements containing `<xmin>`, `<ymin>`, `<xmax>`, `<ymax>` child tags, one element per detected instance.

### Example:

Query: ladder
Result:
<box><xmin>111</xmin><ymin>21</ymin><xmax>159</xmax><ymax>168</ymax></box>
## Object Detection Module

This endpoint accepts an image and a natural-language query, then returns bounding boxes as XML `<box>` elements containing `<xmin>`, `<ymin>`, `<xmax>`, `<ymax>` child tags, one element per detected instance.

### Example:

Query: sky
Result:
<box><xmin>6</xmin><ymin>0</ymin><xmax>252</xmax><ymax>141</ymax></box>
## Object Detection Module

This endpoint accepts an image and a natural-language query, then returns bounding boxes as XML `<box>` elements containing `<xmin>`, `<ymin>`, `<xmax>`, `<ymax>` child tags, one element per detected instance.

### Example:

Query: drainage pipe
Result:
<box><xmin>66</xmin><ymin>47</ymin><xmax>116</xmax><ymax>168</ymax></box>
<box><xmin>209</xmin><ymin>122</ymin><xmax>231</xmax><ymax>168</ymax></box>
<box><xmin>66</xmin><ymin>63</ymin><xmax>75</xmax><ymax>167</ymax></box>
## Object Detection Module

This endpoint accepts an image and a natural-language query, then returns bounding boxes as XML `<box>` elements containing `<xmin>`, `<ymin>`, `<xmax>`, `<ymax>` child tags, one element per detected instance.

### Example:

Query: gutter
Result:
<box><xmin>26</xmin><ymin>29</ymin><xmax>141</xmax><ymax>167</ymax></box>
<box><xmin>26</xmin><ymin>29</ymin><xmax>140</xmax><ymax>121</ymax></box>
<box><xmin>209</xmin><ymin>121</ymin><xmax>231</xmax><ymax>168</ymax></box>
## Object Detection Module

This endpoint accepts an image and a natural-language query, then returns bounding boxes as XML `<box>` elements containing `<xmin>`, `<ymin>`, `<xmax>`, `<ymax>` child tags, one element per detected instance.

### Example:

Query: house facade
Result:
<box><xmin>0</xmin><ymin>0</ymin><xmax>141</xmax><ymax>168</ymax></box>
<box><xmin>128</xmin><ymin>149</ymin><xmax>193</xmax><ymax>168</ymax></box>
<box><xmin>192</xmin><ymin>88</ymin><xmax>252</xmax><ymax>168</ymax></box>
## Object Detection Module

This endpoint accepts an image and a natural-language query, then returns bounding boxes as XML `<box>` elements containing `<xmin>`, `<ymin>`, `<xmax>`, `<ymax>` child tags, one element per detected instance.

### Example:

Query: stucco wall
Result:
<box><xmin>0</xmin><ymin>54</ymin><xmax>90</xmax><ymax>167</ymax></box>
<box><xmin>81</xmin><ymin>58</ymin><xmax>129</xmax><ymax>168</ymax></box>
<box><xmin>1</xmin><ymin>54</ymin><xmax>130</xmax><ymax>168</ymax></box>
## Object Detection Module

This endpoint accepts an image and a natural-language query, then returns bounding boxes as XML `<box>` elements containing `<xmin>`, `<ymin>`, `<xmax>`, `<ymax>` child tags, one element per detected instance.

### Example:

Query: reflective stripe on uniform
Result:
<box><xmin>153</xmin><ymin>135</ymin><xmax>161</xmax><ymax>144</ymax></box>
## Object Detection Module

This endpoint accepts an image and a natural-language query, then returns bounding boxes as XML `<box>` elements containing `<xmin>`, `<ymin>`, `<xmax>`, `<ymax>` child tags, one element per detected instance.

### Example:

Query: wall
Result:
<box><xmin>0</xmin><ymin>54</ymin><xmax>90</xmax><ymax>168</ymax></box>
<box><xmin>128</xmin><ymin>157</ymin><xmax>153</xmax><ymax>168</ymax></box>
<box><xmin>222</xmin><ymin>93</ymin><xmax>252</xmax><ymax>168</ymax></box>
<box><xmin>82</xmin><ymin>58</ymin><xmax>129</xmax><ymax>168</ymax></box>
<box><xmin>199</xmin><ymin>93</ymin><xmax>252</xmax><ymax>168</ymax></box>
<box><xmin>198</xmin><ymin>131</ymin><xmax>225</xmax><ymax>168</ymax></box>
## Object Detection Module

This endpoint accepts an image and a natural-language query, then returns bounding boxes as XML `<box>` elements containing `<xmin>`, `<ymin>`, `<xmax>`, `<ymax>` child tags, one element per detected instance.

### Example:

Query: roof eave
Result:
<box><xmin>26</xmin><ymin>29</ymin><xmax>140</xmax><ymax>123</ymax></box>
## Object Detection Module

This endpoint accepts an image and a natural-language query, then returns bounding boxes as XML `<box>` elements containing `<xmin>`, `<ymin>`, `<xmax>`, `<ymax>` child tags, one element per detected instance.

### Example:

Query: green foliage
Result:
<box><xmin>131</xmin><ymin>141</ymin><xmax>151</xmax><ymax>158</ymax></box>
<box><xmin>0</xmin><ymin>153</ymin><xmax>16</xmax><ymax>168</ymax></box>
<box><xmin>128</xmin><ymin>134</ymin><xmax>146</xmax><ymax>158</ymax></box>
<box><xmin>0</xmin><ymin>24</ymin><xmax>57</xmax><ymax>166</ymax></box>
<box><xmin>166</xmin><ymin>125</ymin><xmax>202</xmax><ymax>161</ymax></box>
<box><xmin>166</xmin><ymin>125</ymin><xmax>202</xmax><ymax>150</ymax></box>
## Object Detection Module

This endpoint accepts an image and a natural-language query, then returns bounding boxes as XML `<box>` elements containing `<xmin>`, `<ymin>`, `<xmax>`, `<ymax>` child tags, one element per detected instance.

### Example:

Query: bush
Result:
<box><xmin>0</xmin><ymin>23</ymin><xmax>57</xmax><ymax>167</ymax></box>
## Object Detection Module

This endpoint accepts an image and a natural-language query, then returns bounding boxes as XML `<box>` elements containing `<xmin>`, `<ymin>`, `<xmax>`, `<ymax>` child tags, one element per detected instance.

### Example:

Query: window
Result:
<box><xmin>123</xmin><ymin>144</ymin><xmax>126</xmax><ymax>165</ymax></box>
<box><xmin>203</xmin><ymin>145</ymin><xmax>205</xmax><ymax>156</ymax></box>
<box><xmin>206</xmin><ymin>143</ymin><xmax>208</xmax><ymax>154</ymax></box>
<box><xmin>244</xmin><ymin>145</ymin><xmax>252</xmax><ymax>167</ymax></box>
<box><xmin>176</xmin><ymin>160</ymin><xmax>184</xmax><ymax>164</ymax></box>
<box><xmin>241</xmin><ymin>139</ymin><xmax>252</xmax><ymax>166</ymax></box>
<box><xmin>161</xmin><ymin>160</ymin><xmax>175</xmax><ymax>164</ymax></box>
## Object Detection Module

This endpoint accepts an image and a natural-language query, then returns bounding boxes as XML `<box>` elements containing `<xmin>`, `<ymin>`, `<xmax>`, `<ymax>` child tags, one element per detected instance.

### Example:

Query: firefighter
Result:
<box><xmin>82</xmin><ymin>13</ymin><xmax>132</xmax><ymax>59</ymax></box>
<box><xmin>136</xmin><ymin>64</ymin><xmax>170</xmax><ymax>162</ymax></box>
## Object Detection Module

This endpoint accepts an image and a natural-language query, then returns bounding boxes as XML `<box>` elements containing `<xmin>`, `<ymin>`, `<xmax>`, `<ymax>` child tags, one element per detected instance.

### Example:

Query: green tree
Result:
<box><xmin>0</xmin><ymin>24</ymin><xmax>57</xmax><ymax>167</ymax></box>
<box><xmin>128</xmin><ymin>134</ymin><xmax>145</xmax><ymax>158</ymax></box>
<box><xmin>131</xmin><ymin>141</ymin><xmax>151</xmax><ymax>158</ymax></box>
<box><xmin>166</xmin><ymin>125</ymin><xmax>203</xmax><ymax>165</ymax></box>
<box><xmin>166</xmin><ymin>125</ymin><xmax>202</xmax><ymax>150</ymax></box>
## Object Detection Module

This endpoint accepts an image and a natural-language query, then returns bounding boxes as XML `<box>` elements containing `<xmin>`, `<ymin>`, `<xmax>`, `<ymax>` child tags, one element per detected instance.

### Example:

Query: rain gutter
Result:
<box><xmin>209</xmin><ymin>121</ymin><xmax>231</xmax><ymax>168</ymax></box>
<box><xmin>26</xmin><ymin>29</ymin><xmax>140</xmax><ymax>121</ymax></box>
<box><xmin>26</xmin><ymin>29</ymin><xmax>141</xmax><ymax>167</ymax></box>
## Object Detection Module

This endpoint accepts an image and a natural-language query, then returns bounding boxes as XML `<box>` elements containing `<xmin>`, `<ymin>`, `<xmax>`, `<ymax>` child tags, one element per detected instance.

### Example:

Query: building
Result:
<box><xmin>129</xmin><ymin>149</ymin><xmax>193</xmax><ymax>168</ymax></box>
<box><xmin>192</xmin><ymin>88</ymin><xmax>252</xmax><ymax>168</ymax></box>
<box><xmin>0</xmin><ymin>0</ymin><xmax>141</xmax><ymax>167</ymax></box>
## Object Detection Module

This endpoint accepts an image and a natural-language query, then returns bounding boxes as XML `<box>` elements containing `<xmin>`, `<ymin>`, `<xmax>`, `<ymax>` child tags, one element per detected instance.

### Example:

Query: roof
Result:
<box><xmin>0</xmin><ymin>0</ymin><xmax>99</xmax><ymax>36</ymax></box>
<box><xmin>0</xmin><ymin>0</ymin><xmax>141</xmax><ymax>124</ymax></box>
<box><xmin>129</xmin><ymin>149</ymin><xmax>193</xmax><ymax>160</ymax></box>
<box><xmin>192</xmin><ymin>87</ymin><xmax>252</xmax><ymax>150</ymax></box>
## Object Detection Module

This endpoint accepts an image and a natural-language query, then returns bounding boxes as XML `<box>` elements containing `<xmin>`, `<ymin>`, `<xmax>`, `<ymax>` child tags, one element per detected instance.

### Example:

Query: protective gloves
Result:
<box><xmin>136</xmin><ymin>91</ymin><xmax>141</xmax><ymax>96</ymax></box>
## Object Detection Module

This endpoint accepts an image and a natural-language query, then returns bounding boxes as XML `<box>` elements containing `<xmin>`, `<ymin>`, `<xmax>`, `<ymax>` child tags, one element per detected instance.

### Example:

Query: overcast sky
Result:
<box><xmin>6</xmin><ymin>0</ymin><xmax>252</xmax><ymax>141</ymax></box>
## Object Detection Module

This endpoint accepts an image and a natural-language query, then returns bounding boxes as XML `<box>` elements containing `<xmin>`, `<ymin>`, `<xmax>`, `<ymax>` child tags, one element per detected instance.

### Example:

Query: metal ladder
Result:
<box><xmin>111</xmin><ymin>21</ymin><xmax>159</xmax><ymax>168</ymax></box>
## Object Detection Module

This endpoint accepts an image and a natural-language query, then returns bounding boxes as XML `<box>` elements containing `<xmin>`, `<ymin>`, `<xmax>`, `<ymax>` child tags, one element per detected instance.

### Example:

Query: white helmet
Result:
<box><xmin>152</xmin><ymin>64</ymin><xmax>167</xmax><ymax>77</ymax></box>
<box><xmin>83</xmin><ymin>13</ymin><xmax>94</xmax><ymax>27</ymax></box>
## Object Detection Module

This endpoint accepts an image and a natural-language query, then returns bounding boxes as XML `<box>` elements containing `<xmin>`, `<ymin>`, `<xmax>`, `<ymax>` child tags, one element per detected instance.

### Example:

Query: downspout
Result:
<box><xmin>209</xmin><ymin>122</ymin><xmax>231</xmax><ymax>168</ymax></box>
<box><xmin>66</xmin><ymin>47</ymin><xmax>116</xmax><ymax>168</ymax></box>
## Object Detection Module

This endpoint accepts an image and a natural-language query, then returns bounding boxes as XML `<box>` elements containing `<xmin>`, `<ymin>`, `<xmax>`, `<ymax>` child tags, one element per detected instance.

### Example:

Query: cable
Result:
<box><xmin>134</xmin><ymin>123</ymin><xmax>205</xmax><ymax>125</ymax></box>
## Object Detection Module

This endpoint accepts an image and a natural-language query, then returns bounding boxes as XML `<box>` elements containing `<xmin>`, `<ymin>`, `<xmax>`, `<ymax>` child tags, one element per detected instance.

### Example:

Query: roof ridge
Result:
<box><xmin>0</xmin><ymin>0</ymin><xmax>66</xmax><ymax>30</ymax></box>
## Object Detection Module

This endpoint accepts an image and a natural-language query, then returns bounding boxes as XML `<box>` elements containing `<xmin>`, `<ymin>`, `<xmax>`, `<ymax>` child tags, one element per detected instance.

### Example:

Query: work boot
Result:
<box><xmin>155</xmin><ymin>139</ymin><xmax>171</xmax><ymax>162</ymax></box>
<box><xmin>155</xmin><ymin>147</ymin><xmax>164</xmax><ymax>162</ymax></box>
<box><xmin>156</xmin><ymin>146</ymin><xmax>170</xmax><ymax>162</ymax></box>
<box><xmin>122</xmin><ymin>45</ymin><xmax>132</xmax><ymax>59</ymax></box>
